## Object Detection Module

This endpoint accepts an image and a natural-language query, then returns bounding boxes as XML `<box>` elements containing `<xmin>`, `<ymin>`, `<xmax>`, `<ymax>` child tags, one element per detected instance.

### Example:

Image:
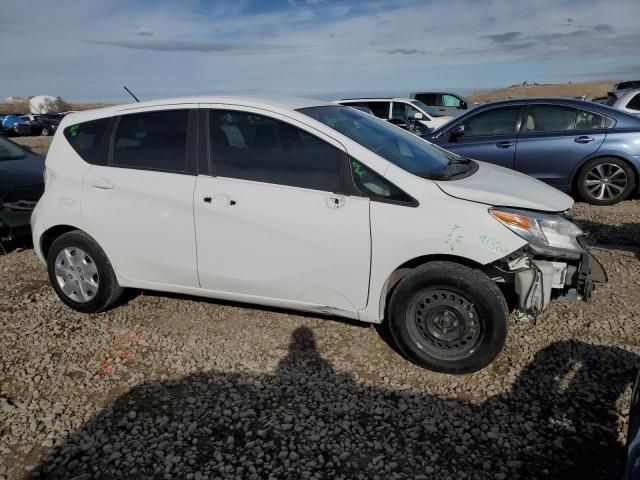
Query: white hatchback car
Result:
<box><xmin>32</xmin><ymin>96</ymin><xmax>606</xmax><ymax>373</ymax></box>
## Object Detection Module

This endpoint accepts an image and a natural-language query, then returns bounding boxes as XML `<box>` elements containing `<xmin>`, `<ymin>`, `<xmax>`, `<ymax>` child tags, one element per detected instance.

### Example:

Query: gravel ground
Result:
<box><xmin>1</xmin><ymin>163</ymin><xmax>639</xmax><ymax>478</ymax></box>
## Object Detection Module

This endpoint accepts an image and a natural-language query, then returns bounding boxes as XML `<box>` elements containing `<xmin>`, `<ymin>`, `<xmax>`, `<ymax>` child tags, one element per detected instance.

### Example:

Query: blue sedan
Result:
<box><xmin>427</xmin><ymin>98</ymin><xmax>640</xmax><ymax>205</ymax></box>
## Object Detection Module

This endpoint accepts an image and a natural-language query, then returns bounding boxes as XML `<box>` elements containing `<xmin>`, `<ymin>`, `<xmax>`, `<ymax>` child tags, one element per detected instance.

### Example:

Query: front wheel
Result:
<box><xmin>47</xmin><ymin>230</ymin><xmax>123</xmax><ymax>313</ymax></box>
<box><xmin>388</xmin><ymin>261</ymin><xmax>508</xmax><ymax>374</ymax></box>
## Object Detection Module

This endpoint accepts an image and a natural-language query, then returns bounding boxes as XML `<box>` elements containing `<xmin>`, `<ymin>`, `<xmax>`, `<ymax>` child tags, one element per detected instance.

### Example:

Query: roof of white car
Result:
<box><xmin>64</xmin><ymin>95</ymin><xmax>332</xmax><ymax>123</ymax></box>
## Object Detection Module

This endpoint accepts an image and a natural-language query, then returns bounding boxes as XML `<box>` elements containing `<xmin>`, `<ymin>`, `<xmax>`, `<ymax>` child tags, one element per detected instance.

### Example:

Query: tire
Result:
<box><xmin>576</xmin><ymin>157</ymin><xmax>635</xmax><ymax>205</ymax></box>
<box><xmin>41</xmin><ymin>128</ymin><xmax>50</xmax><ymax>136</ymax></box>
<box><xmin>47</xmin><ymin>230</ymin><xmax>123</xmax><ymax>313</ymax></box>
<box><xmin>387</xmin><ymin>261</ymin><xmax>508</xmax><ymax>374</ymax></box>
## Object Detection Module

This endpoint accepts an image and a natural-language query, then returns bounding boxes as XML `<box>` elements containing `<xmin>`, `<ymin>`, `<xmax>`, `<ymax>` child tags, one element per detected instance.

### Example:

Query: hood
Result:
<box><xmin>434</xmin><ymin>160</ymin><xmax>573</xmax><ymax>212</ymax></box>
<box><xmin>0</xmin><ymin>152</ymin><xmax>45</xmax><ymax>197</ymax></box>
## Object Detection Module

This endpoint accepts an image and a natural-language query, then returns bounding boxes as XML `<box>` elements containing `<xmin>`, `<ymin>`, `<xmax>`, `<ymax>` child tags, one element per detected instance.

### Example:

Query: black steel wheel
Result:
<box><xmin>388</xmin><ymin>261</ymin><xmax>508</xmax><ymax>374</ymax></box>
<box><xmin>408</xmin><ymin>288</ymin><xmax>483</xmax><ymax>361</ymax></box>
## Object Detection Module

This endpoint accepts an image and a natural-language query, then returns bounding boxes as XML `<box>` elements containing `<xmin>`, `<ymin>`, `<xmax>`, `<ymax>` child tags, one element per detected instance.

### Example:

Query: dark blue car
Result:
<box><xmin>427</xmin><ymin>98</ymin><xmax>640</xmax><ymax>205</ymax></box>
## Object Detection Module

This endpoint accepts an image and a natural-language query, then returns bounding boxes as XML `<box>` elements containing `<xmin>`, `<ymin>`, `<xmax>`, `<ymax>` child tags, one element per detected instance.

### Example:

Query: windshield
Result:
<box><xmin>0</xmin><ymin>136</ymin><xmax>27</xmax><ymax>160</ymax></box>
<box><xmin>299</xmin><ymin>105</ymin><xmax>471</xmax><ymax>179</ymax></box>
<box><xmin>410</xmin><ymin>100</ymin><xmax>443</xmax><ymax>117</ymax></box>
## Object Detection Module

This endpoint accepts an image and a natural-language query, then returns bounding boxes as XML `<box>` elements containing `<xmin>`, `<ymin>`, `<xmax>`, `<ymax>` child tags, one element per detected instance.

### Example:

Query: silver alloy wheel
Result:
<box><xmin>584</xmin><ymin>163</ymin><xmax>628</xmax><ymax>201</ymax></box>
<box><xmin>54</xmin><ymin>247</ymin><xmax>99</xmax><ymax>303</ymax></box>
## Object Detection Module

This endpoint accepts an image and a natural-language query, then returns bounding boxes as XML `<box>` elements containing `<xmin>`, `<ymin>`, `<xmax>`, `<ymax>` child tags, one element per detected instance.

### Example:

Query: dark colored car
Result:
<box><xmin>0</xmin><ymin>135</ymin><xmax>45</xmax><ymax>238</ymax></box>
<box><xmin>427</xmin><ymin>98</ymin><xmax>640</xmax><ymax>205</ymax></box>
<box><xmin>20</xmin><ymin>115</ymin><xmax>60</xmax><ymax>136</ymax></box>
<box><xmin>0</xmin><ymin>115</ymin><xmax>31</xmax><ymax>137</ymax></box>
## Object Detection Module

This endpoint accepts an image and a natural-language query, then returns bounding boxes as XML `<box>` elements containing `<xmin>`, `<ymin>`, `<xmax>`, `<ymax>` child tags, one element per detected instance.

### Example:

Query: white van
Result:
<box><xmin>31</xmin><ymin>96</ymin><xmax>606</xmax><ymax>373</ymax></box>
<box><xmin>336</xmin><ymin>98</ymin><xmax>454</xmax><ymax>130</ymax></box>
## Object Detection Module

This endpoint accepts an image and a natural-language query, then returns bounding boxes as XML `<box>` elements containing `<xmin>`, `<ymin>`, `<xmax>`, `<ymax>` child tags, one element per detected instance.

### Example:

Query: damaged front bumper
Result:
<box><xmin>489</xmin><ymin>238</ymin><xmax>607</xmax><ymax>323</ymax></box>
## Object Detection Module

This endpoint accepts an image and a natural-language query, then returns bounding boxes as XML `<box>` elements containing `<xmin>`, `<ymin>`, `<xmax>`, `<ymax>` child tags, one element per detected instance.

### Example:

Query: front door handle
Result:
<box><xmin>327</xmin><ymin>195</ymin><xmax>345</xmax><ymax>209</ymax></box>
<box><xmin>89</xmin><ymin>178</ymin><xmax>115</xmax><ymax>189</ymax></box>
<box><xmin>439</xmin><ymin>108</ymin><xmax>446</xmax><ymax>112</ymax></box>
<box><xmin>575</xmin><ymin>136</ymin><xmax>595</xmax><ymax>143</ymax></box>
<box><xmin>496</xmin><ymin>141</ymin><xmax>513</xmax><ymax>148</ymax></box>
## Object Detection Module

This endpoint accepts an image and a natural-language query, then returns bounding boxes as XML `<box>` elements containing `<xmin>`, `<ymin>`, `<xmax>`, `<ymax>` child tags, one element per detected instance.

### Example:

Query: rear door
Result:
<box><xmin>514</xmin><ymin>104</ymin><xmax>607</xmax><ymax>189</ymax></box>
<box><xmin>193</xmin><ymin>107</ymin><xmax>371</xmax><ymax>310</ymax></box>
<box><xmin>430</xmin><ymin>105</ymin><xmax>522</xmax><ymax>169</ymax></box>
<box><xmin>82</xmin><ymin>106</ymin><xmax>199</xmax><ymax>287</ymax></box>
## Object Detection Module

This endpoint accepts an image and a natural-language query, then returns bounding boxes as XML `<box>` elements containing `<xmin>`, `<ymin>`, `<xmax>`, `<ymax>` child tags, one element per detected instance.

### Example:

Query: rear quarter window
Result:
<box><xmin>64</xmin><ymin>118</ymin><xmax>110</xmax><ymax>165</ymax></box>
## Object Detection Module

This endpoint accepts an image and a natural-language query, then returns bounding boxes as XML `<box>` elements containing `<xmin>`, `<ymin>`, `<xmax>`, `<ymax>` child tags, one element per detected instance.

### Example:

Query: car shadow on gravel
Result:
<box><xmin>27</xmin><ymin>328</ymin><xmax>638</xmax><ymax>480</ymax></box>
<box><xmin>574</xmin><ymin>219</ymin><xmax>640</xmax><ymax>259</ymax></box>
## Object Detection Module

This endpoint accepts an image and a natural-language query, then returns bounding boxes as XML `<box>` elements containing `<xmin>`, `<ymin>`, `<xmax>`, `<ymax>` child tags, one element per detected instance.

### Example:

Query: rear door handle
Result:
<box><xmin>89</xmin><ymin>178</ymin><xmax>115</xmax><ymax>190</ymax></box>
<box><xmin>496</xmin><ymin>141</ymin><xmax>513</xmax><ymax>148</ymax></box>
<box><xmin>575</xmin><ymin>136</ymin><xmax>595</xmax><ymax>143</ymax></box>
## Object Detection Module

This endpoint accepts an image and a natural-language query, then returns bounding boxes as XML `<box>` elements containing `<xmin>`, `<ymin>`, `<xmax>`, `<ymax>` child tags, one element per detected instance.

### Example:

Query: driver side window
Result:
<box><xmin>459</xmin><ymin>107</ymin><xmax>520</xmax><ymax>137</ymax></box>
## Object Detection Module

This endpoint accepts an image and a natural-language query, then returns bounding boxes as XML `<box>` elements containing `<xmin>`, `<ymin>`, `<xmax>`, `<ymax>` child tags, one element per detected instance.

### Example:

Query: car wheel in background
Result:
<box><xmin>387</xmin><ymin>261</ymin><xmax>508</xmax><ymax>374</ymax></box>
<box><xmin>577</xmin><ymin>157</ymin><xmax>635</xmax><ymax>205</ymax></box>
<box><xmin>47</xmin><ymin>230</ymin><xmax>123</xmax><ymax>313</ymax></box>
<box><xmin>41</xmin><ymin>127</ymin><xmax>50</xmax><ymax>136</ymax></box>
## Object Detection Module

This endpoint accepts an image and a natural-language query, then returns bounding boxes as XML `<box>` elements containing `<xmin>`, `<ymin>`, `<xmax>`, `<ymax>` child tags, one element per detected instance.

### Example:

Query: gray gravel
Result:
<box><xmin>1</xmin><ymin>199</ymin><xmax>639</xmax><ymax>479</ymax></box>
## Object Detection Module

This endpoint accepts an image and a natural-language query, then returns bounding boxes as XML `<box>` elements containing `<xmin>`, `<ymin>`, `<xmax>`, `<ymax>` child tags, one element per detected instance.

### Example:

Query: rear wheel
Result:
<box><xmin>577</xmin><ymin>157</ymin><xmax>635</xmax><ymax>205</ymax></box>
<box><xmin>388</xmin><ymin>261</ymin><xmax>508</xmax><ymax>374</ymax></box>
<box><xmin>47</xmin><ymin>231</ymin><xmax>123</xmax><ymax>313</ymax></box>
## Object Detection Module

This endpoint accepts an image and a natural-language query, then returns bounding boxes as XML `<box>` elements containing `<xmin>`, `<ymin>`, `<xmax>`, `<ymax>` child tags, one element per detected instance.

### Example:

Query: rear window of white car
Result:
<box><xmin>64</xmin><ymin>118</ymin><xmax>110</xmax><ymax>165</ymax></box>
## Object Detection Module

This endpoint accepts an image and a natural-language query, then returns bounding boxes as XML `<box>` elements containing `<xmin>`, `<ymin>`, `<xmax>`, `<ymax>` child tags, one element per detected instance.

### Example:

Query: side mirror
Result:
<box><xmin>412</xmin><ymin>111</ymin><xmax>424</xmax><ymax>120</ymax></box>
<box><xmin>459</xmin><ymin>100</ymin><xmax>468</xmax><ymax>110</ymax></box>
<box><xmin>449</xmin><ymin>124</ymin><xmax>465</xmax><ymax>142</ymax></box>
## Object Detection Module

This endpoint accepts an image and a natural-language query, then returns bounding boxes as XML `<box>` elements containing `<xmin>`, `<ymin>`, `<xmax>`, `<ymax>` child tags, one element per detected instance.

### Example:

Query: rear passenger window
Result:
<box><xmin>575</xmin><ymin>109</ymin><xmax>613</xmax><ymax>129</ymax></box>
<box><xmin>524</xmin><ymin>105</ymin><xmax>577</xmax><ymax>132</ymax></box>
<box><xmin>627</xmin><ymin>94</ymin><xmax>640</xmax><ymax>112</ymax></box>
<box><xmin>64</xmin><ymin>118</ymin><xmax>110</xmax><ymax>165</ymax></box>
<box><xmin>209</xmin><ymin>110</ymin><xmax>342</xmax><ymax>192</ymax></box>
<box><xmin>112</xmin><ymin>110</ymin><xmax>189</xmax><ymax>172</ymax></box>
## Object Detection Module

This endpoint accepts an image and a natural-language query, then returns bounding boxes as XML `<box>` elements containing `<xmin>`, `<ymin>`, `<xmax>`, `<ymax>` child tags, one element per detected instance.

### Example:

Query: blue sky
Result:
<box><xmin>1</xmin><ymin>0</ymin><xmax>638</xmax><ymax>101</ymax></box>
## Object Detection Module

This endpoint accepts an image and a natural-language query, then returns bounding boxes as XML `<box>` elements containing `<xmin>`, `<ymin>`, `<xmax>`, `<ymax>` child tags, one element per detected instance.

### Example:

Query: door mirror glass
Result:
<box><xmin>413</xmin><ymin>111</ymin><xmax>424</xmax><ymax>120</ymax></box>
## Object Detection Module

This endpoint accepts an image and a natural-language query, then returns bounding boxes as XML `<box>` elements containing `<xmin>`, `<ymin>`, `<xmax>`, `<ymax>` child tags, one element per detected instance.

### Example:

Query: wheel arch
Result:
<box><xmin>40</xmin><ymin>224</ymin><xmax>84</xmax><ymax>260</ymax></box>
<box><xmin>571</xmin><ymin>154</ymin><xmax>639</xmax><ymax>194</ymax></box>
<box><xmin>378</xmin><ymin>254</ymin><xmax>486</xmax><ymax>321</ymax></box>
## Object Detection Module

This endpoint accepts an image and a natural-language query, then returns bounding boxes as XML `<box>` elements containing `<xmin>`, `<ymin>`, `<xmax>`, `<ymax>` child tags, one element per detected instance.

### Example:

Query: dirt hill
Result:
<box><xmin>469</xmin><ymin>80</ymin><xmax>616</xmax><ymax>103</ymax></box>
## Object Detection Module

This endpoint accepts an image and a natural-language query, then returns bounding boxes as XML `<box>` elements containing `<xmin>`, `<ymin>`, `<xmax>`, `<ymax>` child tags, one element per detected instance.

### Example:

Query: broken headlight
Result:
<box><xmin>489</xmin><ymin>207</ymin><xmax>585</xmax><ymax>257</ymax></box>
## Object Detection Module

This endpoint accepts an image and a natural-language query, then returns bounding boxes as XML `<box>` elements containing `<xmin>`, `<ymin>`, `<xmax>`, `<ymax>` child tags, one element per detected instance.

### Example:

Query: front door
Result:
<box><xmin>194</xmin><ymin>108</ymin><xmax>371</xmax><ymax>311</ymax></box>
<box><xmin>431</xmin><ymin>105</ymin><xmax>522</xmax><ymax>169</ymax></box>
<box><xmin>515</xmin><ymin>105</ymin><xmax>607</xmax><ymax>189</ymax></box>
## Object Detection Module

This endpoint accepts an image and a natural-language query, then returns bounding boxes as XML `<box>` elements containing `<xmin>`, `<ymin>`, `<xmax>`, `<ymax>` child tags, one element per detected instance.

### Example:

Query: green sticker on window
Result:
<box><xmin>70</xmin><ymin>124</ymin><xmax>79</xmax><ymax>137</ymax></box>
<box><xmin>352</xmin><ymin>160</ymin><xmax>363</xmax><ymax>177</ymax></box>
